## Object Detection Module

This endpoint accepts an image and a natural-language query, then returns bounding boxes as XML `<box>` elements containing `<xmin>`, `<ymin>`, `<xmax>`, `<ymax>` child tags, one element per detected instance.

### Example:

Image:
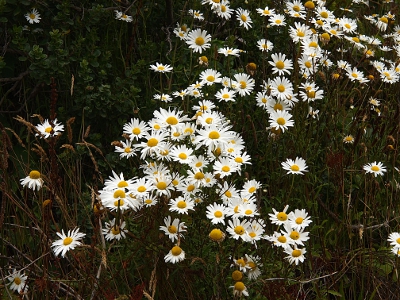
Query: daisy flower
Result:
<box><xmin>159</xmin><ymin>216</ymin><xmax>187</xmax><ymax>242</ymax></box>
<box><xmin>114</xmin><ymin>11</ymin><xmax>133</xmax><ymax>22</ymax></box>
<box><xmin>269</xmin><ymin>205</ymin><xmax>290</xmax><ymax>225</ymax></box>
<box><xmin>236</xmin><ymin>8</ymin><xmax>252</xmax><ymax>30</ymax></box>
<box><xmin>188</xmin><ymin>9</ymin><xmax>204</xmax><ymax>21</ymax></box>
<box><xmin>289</xmin><ymin>22</ymin><xmax>312</xmax><ymax>43</ymax></box>
<box><xmin>215</xmin><ymin>87</ymin><xmax>237</xmax><ymax>102</ymax></box>
<box><xmin>269</xmin><ymin>53</ymin><xmax>293</xmax><ymax>76</ymax></box>
<box><xmin>36</xmin><ymin>118</ymin><xmax>64</xmax><ymax>138</ymax></box>
<box><xmin>230</xmin><ymin>281</ymin><xmax>249</xmax><ymax>297</ymax></box>
<box><xmin>149</xmin><ymin>62</ymin><xmax>173</xmax><ymax>73</ymax></box>
<box><xmin>269</xmin><ymin>110</ymin><xmax>295</xmax><ymax>133</ymax></box>
<box><xmin>123</xmin><ymin>118</ymin><xmax>150</xmax><ymax>140</ymax></box>
<box><xmin>218</xmin><ymin>47</ymin><xmax>240</xmax><ymax>57</ymax></box>
<box><xmin>226</xmin><ymin>218</ymin><xmax>251</xmax><ymax>242</ymax></box>
<box><xmin>245</xmin><ymin>254</ymin><xmax>263</xmax><ymax>280</ymax></box>
<box><xmin>102</xmin><ymin>219</ymin><xmax>127</xmax><ymax>241</ymax></box>
<box><xmin>213</xmin><ymin>157</ymin><xmax>239</xmax><ymax>178</ymax></box>
<box><xmin>199</xmin><ymin>68</ymin><xmax>222</xmax><ymax>85</ymax></box>
<box><xmin>164</xmin><ymin>245</ymin><xmax>185</xmax><ymax>263</ymax></box>
<box><xmin>206</xmin><ymin>202</ymin><xmax>228</xmax><ymax>224</ymax></box>
<box><xmin>153</xmin><ymin>107</ymin><xmax>190</xmax><ymax>128</ymax></box>
<box><xmin>363</xmin><ymin>161</ymin><xmax>387</xmax><ymax>177</ymax></box>
<box><xmin>270</xmin><ymin>76</ymin><xmax>294</xmax><ymax>101</ymax></box>
<box><xmin>25</xmin><ymin>8</ymin><xmax>41</xmax><ymax>24</ymax></box>
<box><xmin>51</xmin><ymin>227</ymin><xmax>86</xmax><ymax>258</ymax></box>
<box><xmin>257</xmin><ymin>39</ymin><xmax>274</xmax><ymax>52</ymax></box>
<box><xmin>343</xmin><ymin>135</ymin><xmax>354</xmax><ymax>144</ymax></box>
<box><xmin>134</xmin><ymin>131</ymin><xmax>168</xmax><ymax>159</ymax></box>
<box><xmin>170</xmin><ymin>144</ymin><xmax>195</xmax><ymax>165</ymax></box>
<box><xmin>339</xmin><ymin>17</ymin><xmax>357</xmax><ymax>34</ymax></box>
<box><xmin>269</xmin><ymin>14</ymin><xmax>286</xmax><ymax>26</ymax></box>
<box><xmin>256</xmin><ymin>6</ymin><xmax>275</xmax><ymax>17</ymax></box>
<box><xmin>115</xmin><ymin>139</ymin><xmax>136</xmax><ymax>159</ymax></box>
<box><xmin>194</xmin><ymin>125</ymin><xmax>234</xmax><ymax>151</ymax></box>
<box><xmin>282</xmin><ymin>224</ymin><xmax>310</xmax><ymax>246</ymax></box>
<box><xmin>281</xmin><ymin>157</ymin><xmax>308</xmax><ymax>175</ymax></box>
<box><xmin>269</xmin><ymin>231</ymin><xmax>294</xmax><ymax>249</ymax></box>
<box><xmin>103</xmin><ymin>171</ymin><xmax>135</xmax><ymax>191</ymax></box>
<box><xmin>288</xmin><ymin>209</ymin><xmax>312</xmax><ymax>231</ymax></box>
<box><xmin>233</xmin><ymin>73</ymin><xmax>255</xmax><ymax>96</ymax></box>
<box><xmin>215</xmin><ymin>1</ymin><xmax>234</xmax><ymax>20</ymax></box>
<box><xmin>284</xmin><ymin>246</ymin><xmax>307</xmax><ymax>265</ymax></box>
<box><xmin>209</xmin><ymin>228</ymin><xmax>225</xmax><ymax>242</ymax></box>
<box><xmin>169</xmin><ymin>196</ymin><xmax>195</xmax><ymax>214</ymax></box>
<box><xmin>186</xmin><ymin>29</ymin><xmax>211</xmax><ymax>53</ymax></box>
<box><xmin>20</xmin><ymin>170</ymin><xmax>44</xmax><ymax>191</ymax></box>
<box><xmin>7</xmin><ymin>269</ymin><xmax>28</xmax><ymax>294</ymax></box>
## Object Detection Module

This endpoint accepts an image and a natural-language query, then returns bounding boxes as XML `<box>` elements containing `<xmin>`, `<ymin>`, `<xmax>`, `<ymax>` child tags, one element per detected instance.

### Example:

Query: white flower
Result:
<box><xmin>159</xmin><ymin>216</ymin><xmax>187</xmax><ymax>242</ymax></box>
<box><xmin>281</xmin><ymin>157</ymin><xmax>308</xmax><ymax>175</ymax></box>
<box><xmin>186</xmin><ymin>29</ymin><xmax>211</xmax><ymax>53</ymax></box>
<box><xmin>206</xmin><ymin>203</ymin><xmax>228</xmax><ymax>224</ymax></box>
<box><xmin>363</xmin><ymin>161</ymin><xmax>387</xmax><ymax>177</ymax></box>
<box><xmin>164</xmin><ymin>245</ymin><xmax>185</xmax><ymax>263</ymax></box>
<box><xmin>114</xmin><ymin>10</ymin><xmax>133</xmax><ymax>22</ymax></box>
<box><xmin>149</xmin><ymin>62</ymin><xmax>173</xmax><ymax>73</ymax></box>
<box><xmin>284</xmin><ymin>246</ymin><xmax>307</xmax><ymax>265</ymax></box>
<box><xmin>25</xmin><ymin>9</ymin><xmax>41</xmax><ymax>24</ymax></box>
<box><xmin>20</xmin><ymin>170</ymin><xmax>44</xmax><ymax>191</ymax></box>
<box><xmin>269</xmin><ymin>110</ymin><xmax>295</xmax><ymax>133</ymax></box>
<box><xmin>36</xmin><ymin>118</ymin><xmax>64</xmax><ymax>138</ymax></box>
<box><xmin>102</xmin><ymin>219</ymin><xmax>127</xmax><ymax>241</ymax></box>
<box><xmin>51</xmin><ymin>227</ymin><xmax>86</xmax><ymax>258</ymax></box>
<box><xmin>7</xmin><ymin>269</ymin><xmax>28</xmax><ymax>294</ymax></box>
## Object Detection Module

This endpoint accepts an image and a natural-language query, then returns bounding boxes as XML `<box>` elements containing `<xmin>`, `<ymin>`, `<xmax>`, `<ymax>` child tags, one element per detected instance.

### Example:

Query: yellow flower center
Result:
<box><xmin>307</xmin><ymin>90</ymin><xmax>316</xmax><ymax>98</ymax></box>
<box><xmin>209</xmin><ymin>228</ymin><xmax>224</xmax><ymax>241</ymax></box>
<box><xmin>379</xmin><ymin>16</ymin><xmax>388</xmax><ymax>24</ymax></box>
<box><xmin>396</xmin><ymin>238</ymin><xmax>400</xmax><ymax>244</ymax></box>
<box><xmin>320</xmin><ymin>11</ymin><xmax>328</xmax><ymax>18</ymax></box>
<box><xmin>166</xmin><ymin>116</ymin><xmax>178</xmax><ymax>125</ymax></box>
<box><xmin>111</xmin><ymin>226</ymin><xmax>120</xmax><ymax>235</ymax></box>
<box><xmin>277</xmin><ymin>212</ymin><xmax>287</xmax><ymax>221</ymax></box>
<box><xmin>209</xmin><ymin>131</ymin><xmax>220</xmax><ymax>139</ymax></box>
<box><xmin>114</xmin><ymin>199</ymin><xmax>125</xmax><ymax>206</ymax></box>
<box><xmin>293</xmin><ymin>5</ymin><xmax>300</xmax><ymax>12</ymax></box>
<box><xmin>194</xmin><ymin>172</ymin><xmax>204</xmax><ymax>179</ymax></box>
<box><xmin>274</xmin><ymin>103</ymin><xmax>283</xmax><ymax>111</ymax></box>
<box><xmin>179</xmin><ymin>153</ymin><xmax>188</xmax><ymax>160</ymax></box>
<box><xmin>114</xmin><ymin>190</ymin><xmax>126</xmax><ymax>198</ymax></box>
<box><xmin>153</xmin><ymin>124</ymin><xmax>160</xmax><ymax>130</ymax></box>
<box><xmin>137</xmin><ymin>186</ymin><xmax>146</xmax><ymax>193</ymax></box>
<box><xmin>277</xmin><ymin>84</ymin><xmax>285</xmax><ymax>93</ymax></box>
<box><xmin>147</xmin><ymin>138</ymin><xmax>158</xmax><ymax>147</ymax></box>
<box><xmin>290</xmin><ymin>231</ymin><xmax>300</xmax><ymax>240</ymax></box>
<box><xmin>305</xmin><ymin>61</ymin><xmax>312</xmax><ymax>68</ymax></box>
<box><xmin>352</xmin><ymin>37</ymin><xmax>360</xmax><ymax>43</ymax></box>
<box><xmin>45</xmin><ymin>127</ymin><xmax>53</xmax><ymax>133</ymax></box>
<box><xmin>276</xmin><ymin>117</ymin><xmax>286</xmax><ymax>125</ymax></box>
<box><xmin>278</xmin><ymin>236</ymin><xmax>287</xmax><ymax>243</ymax></box>
<box><xmin>206</xmin><ymin>75</ymin><xmax>215</xmax><ymax>82</ymax></box>
<box><xmin>309</xmin><ymin>41</ymin><xmax>318</xmax><ymax>48</ymax></box>
<box><xmin>63</xmin><ymin>237</ymin><xmax>73</xmax><ymax>246</ymax></box>
<box><xmin>240</xmin><ymin>81</ymin><xmax>247</xmax><ymax>89</ymax></box>
<box><xmin>316</xmin><ymin>20</ymin><xmax>324</xmax><ymax>26</ymax></box>
<box><xmin>29</xmin><ymin>170</ymin><xmax>41</xmax><ymax>179</ymax></box>
<box><xmin>195</xmin><ymin>37</ymin><xmax>205</xmax><ymax>46</ymax></box>
<box><xmin>156</xmin><ymin>181</ymin><xmax>167</xmax><ymax>190</ymax></box>
<box><xmin>234</xmin><ymin>225</ymin><xmax>245</xmax><ymax>235</ymax></box>
<box><xmin>168</xmin><ymin>225</ymin><xmax>177</xmax><ymax>233</ymax></box>
<box><xmin>264</xmin><ymin>10</ymin><xmax>270</xmax><ymax>15</ymax></box>
<box><xmin>232</xmin><ymin>270</ymin><xmax>243</xmax><ymax>281</ymax></box>
<box><xmin>345</xmin><ymin>24</ymin><xmax>351</xmax><ymax>29</ymax></box>
<box><xmin>371</xmin><ymin>165</ymin><xmax>380</xmax><ymax>172</ymax></box>
<box><xmin>304</xmin><ymin>1</ymin><xmax>315</xmax><ymax>9</ymax></box>
<box><xmin>177</xmin><ymin>201</ymin><xmax>187</xmax><ymax>208</ymax></box>
<box><xmin>275</xmin><ymin>19</ymin><xmax>282</xmax><ymax>24</ymax></box>
<box><xmin>214</xmin><ymin>211</ymin><xmax>223</xmax><ymax>218</ymax></box>
<box><xmin>297</xmin><ymin>30</ymin><xmax>305</xmax><ymax>37</ymax></box>
<box><xmin>222</xmin><ymin>93</ymin><xmax>230</xmax><ymax>99</ymax></box>
<box><xmin>171</xmin><ymin>246</ymin><xmax>182</xmax><ymax>256</ymax></box>
<box><xmin>117</xmin><ymin>181</ymin><xmax>128</xmax><ymax>188</ymax></box>
<box><xmin>187</xmin><ymin>184</ymin><xmax>195</xmax><ymax>192</ymax></box>
<box><xmin>296</xmin><ymin>217</ymin><xmax>304</xmax><ymax>224</ymax></box>
<box><xmin>248</xmin><ymin>187</ymin><xmax>256</xmax><ymax>193</ymax></box>
<box><xmin>292</xmin><ymin>249</ymin><xmax>302</xmax><ymax>257</ymax></box>
<box><xmin>225</xmin><ymin>190</ymin><xmax>232</xmax><ymax>198</ymax></box>
<box><xmin>144</xmin><ymin>199</ymin><xmax>153</xmax><ymax>204</ymax></box>
<box><xmin>321</xmin><ymin>33</ymin><xmax>330</xmax><ymax>41</ymax></box>
<box><xmin>157</xmin><ymin>66</ymin><xmax>165</xmax><ymax>71</ymax></box>
<box><xmin>221</xmin><ymin>166</ymin><xmax>230</xmax><ymax>172</ymax></box>
<box><xmin>235</xmin><ymin>157</ymin><xmax>243</xmax><ymax>163</ymax></box>
<box><xmin>234</xmin><ymin>281</ymin><xmax>245</xmax><ymax>292</ymax></box>
<box><xmin>276</xmin><ymin>61</ymin><xmax>285</xmax><ymax>69</ymax></box>
<box><xmin>29</xmin><ymin>13</ymin><xmax>36</xmax><ymax>19</ymax></box>
<box><xmin>236</xmin><ymin>258</ymin><xmax>245</xmax><ymax>267</ymax></box>
<box><xmin>241</xmin><ymin>14</ymin><xmax>247</xmax><ymax>22</ymax></box>
<box><xmin>205</xmin><ymin>117</ymin><xmax>213</xmax><ymax>124</ymax></box>
<box><xmin>124</xmin><ymin>147</ymin><xmax>132</xmax><ymax>153</ymax></box>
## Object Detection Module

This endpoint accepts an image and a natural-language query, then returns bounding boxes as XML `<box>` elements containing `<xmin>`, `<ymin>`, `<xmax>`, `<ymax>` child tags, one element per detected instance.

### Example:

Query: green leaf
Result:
<box><xmin>327</xmin><ymin>290</ymin><xmax>343</xmax><ymax>297</ymax></box>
